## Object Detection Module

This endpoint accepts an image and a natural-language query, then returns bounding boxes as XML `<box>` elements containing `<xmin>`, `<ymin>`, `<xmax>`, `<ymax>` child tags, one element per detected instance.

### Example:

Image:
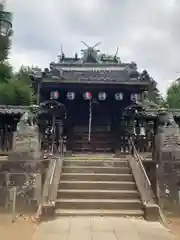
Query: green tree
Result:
<box><xmin>0</xmin><ymin>76</ymin><xmax>35</xmax><ymax>105</ymax></box>
<box><xmin>0</xmin><ymin>20</ymin><xmax>36</xmax><ymax>105</ymax></box>
<box><xmin>0</xmin><ymin>63</ymin><xmax>36</xmax><ymax>105</ymax></box>
<box><xmin>166</xmin><ymin>79</ymin><xmax>180</xmax><ymax>108</ymax></box>
<box><xmin>0</xmin><ymin>27</ymin><xmax>12</xmax><ymax>83</ymax></box>
<box><xmin>148</xmin><ymin>78</ymin><xmax>164</xmax><ymax>106</ymax></box>
<box><xmin>141</xmin><ymin>70</ymin><xmax>164</xmax><ymax>106</ymax></box>
<box><xmin>15</xmin><ymin>65</ymin><xmax>33</xmax><ymax>84</ymax></box>
<box><xmin>0</xmin><ymin>5</ymin><xmax>36</xmax><ymax>106</ymax></box>
<box><xmin>0</xmin><ymin>36</ymin><xmax>10</xmax><ymax>62</ymax></box>
<box><xmin>0</xmin><ymin>61</ymin><xmax>13</xmax><ymax>83</ymax></box>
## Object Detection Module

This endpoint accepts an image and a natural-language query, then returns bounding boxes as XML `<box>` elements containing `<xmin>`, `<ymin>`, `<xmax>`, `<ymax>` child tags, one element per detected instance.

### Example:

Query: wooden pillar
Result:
<box><xmin>114</xmin><ymin>124</ymin><xmax>121</xmax><ymax>156</ymax></box>
<box><xmin>66</xmin><ymin>116</ymin><xmax>74</xmax><ymax>156</ymax></box>
<box><xmin>0</xmin><ymin>128</ymin><xmax>2</xmax><ymax>154</ymax></box>
<box><xmin>114</xmin><ymin>116</ymin><xmax>125</xmax><ymax>157</ymax></box>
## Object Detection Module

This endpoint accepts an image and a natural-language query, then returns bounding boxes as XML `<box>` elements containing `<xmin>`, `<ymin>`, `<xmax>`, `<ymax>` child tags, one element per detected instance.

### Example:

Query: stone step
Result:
<box><xmin>56</xmin><ymin>198</ymin><xmax>142</xmax><ymax>210</ymax></box>
<box><xmin>67</xmin><ymin>154</ymin><xmax>115</xmax><ymax>159</ymax></box>
<box><xmin>72</xmin><ymin>146</ymin><xmax>113</xmax><ymax>150</ymax></box>
<box><xmin>72</xmin><ymin>145</ymin><xmax>113</xmax><ymax>149</ymax></box>
<box><xmin>72</xmin><ymin>148</ymin><xmax>113</xmax><ymax>152</ymax></box>
<box><xmin>59</xmin><ymin>181</ymin><xmax>136</xmax><ymax>190</ymax></box>
<box><xmin>72</xmin><ymin>144</ymin><xmax>113</xmax><ymax>149</ymax></box>
<box><xmin>63</xmin><ymin>160</ymin><xmax>129</xmax><ymax>167</ymax></box>
<box><xmin>74</xmin><ymin>130</ymin><xmax>112</xmax><ymax>134</ymax></box>
<box><xmin>62</xmin><ymin>166</ymin><xmax>131</xmax><ymax>174</ymax></box>
<box><xmin>55</xmin><ymin>209</ymin><xmax>144</xmax><ymax>217</ymax></box>
<box><xmin>65</xmin><ymin>153</ymin><xmax>116</xmax><ymax>158</ymax></box>
<box><xmin>74</xmin><ymin>139</ymin><xmax>113</xmax><ymax>144</ymax></box>
<box><xmin>55</xmin><ymin>154</ymin><xmax>144</xmax><ymax>218</ymax></box>
<box><xmin>57</xmin><ymin>189</ymin><xmax>140</xmax><ymax>199</ymax></box>
<box><xmin>61</xmin><ymin>173</ymin><xmax>134</xmax><ymax>182</ymax></box>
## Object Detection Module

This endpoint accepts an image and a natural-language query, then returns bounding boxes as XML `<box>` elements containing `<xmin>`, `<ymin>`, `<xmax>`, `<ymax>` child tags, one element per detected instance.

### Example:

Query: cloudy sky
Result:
<box><xmin>6</xmin><ymin>0</ymin><xmax>180</xmax><ymax>95</ymax></box>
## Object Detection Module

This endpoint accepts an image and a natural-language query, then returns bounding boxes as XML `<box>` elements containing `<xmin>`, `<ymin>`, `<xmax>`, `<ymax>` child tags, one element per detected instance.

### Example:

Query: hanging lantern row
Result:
<box><xmin>50</xmin><ymin>91</ymin><xmax>139</xmax><ymax>101</ymax></box>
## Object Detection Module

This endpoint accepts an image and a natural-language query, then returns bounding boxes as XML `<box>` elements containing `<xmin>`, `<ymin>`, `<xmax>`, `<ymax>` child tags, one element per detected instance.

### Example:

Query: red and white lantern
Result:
<box><xmin>83</xmin><ymin>92</ymin><xmax>92</xmax><ymax>100</ymax></box>
<box><xmin>50</xmin><ymin>91</ymin><xmax>59</xmax><ymax>99</ymax></box>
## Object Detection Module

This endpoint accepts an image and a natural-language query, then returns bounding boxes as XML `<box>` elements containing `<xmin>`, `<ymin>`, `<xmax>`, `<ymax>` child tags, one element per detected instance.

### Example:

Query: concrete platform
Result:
<box><xmin>32</xmin><ymin>217</ymin><xmax>179</xmax><ymax>240</ymax></box>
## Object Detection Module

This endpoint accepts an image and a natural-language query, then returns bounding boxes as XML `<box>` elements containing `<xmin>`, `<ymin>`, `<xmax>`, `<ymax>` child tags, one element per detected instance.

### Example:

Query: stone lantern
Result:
<box><xmin>0</xmin><ymin>3</ymin><xmax>13</xmax><ymax>37</ymax></box>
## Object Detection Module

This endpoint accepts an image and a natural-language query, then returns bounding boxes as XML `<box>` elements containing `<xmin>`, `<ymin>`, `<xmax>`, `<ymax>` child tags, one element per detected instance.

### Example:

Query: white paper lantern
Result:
<box><xmin>115</xmin><ymin>92</ymin><xmax>123</xmax><ymax>100</ymax></box>
<box><xmin>140</xmin><ymin>127</ymin><xmax>146</xmax><ymax>136</ymax></box>
<box><xmin>50</xmin><ymin>91</ymin><xmax>59</xmax><ymax>99</ymax></box>
<box><xmin>131</xmin><ymin>93</ymin><xmax>138</xmax><ymax>101</ymax></box>
<box><xmin>83</xmin><ymin>92</ymin><xmax>92</xmax><ymax>100</ymax></box>
<box><xmin>98</xmin><ymin>92</ymin><xmax>107</xmax><ymax>101</ymax></box>
<box><xmin>67</xmin><ymin>92</ymin><xmax>75</xmax><ymax>100</ymax></box>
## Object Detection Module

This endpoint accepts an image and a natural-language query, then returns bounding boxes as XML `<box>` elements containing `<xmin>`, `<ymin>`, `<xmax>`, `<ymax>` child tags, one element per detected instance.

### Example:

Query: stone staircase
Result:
<box><xmin>55</xmin><ymin>154</ymin><xmax>144</xmax><ymax>217</ymax></box>
<box><xmin>72</xmin><ymin>126</ymin><xmax>113</xmax><ymax>152</ymax></box>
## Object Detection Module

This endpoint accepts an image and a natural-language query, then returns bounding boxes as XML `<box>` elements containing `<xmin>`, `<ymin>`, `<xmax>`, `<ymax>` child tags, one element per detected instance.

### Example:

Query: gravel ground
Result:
<box><xmin>0</xmin><ymin>210</ymin><xmax>38</xmax><ymax>240</ymax></box>
<box><xmin>167</xmin><ymin>217</ymin><xmax>180</xmax><ymax>238</ymax></box>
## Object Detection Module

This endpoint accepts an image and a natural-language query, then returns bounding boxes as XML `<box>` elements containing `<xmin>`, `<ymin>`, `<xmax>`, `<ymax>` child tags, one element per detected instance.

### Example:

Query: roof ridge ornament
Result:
<box><xmin>81</xmin><ymin>41</ymin><xmax>102</xmax><ymax>49</ymax></box>
<box><xmin>81</xmin><ymin>41</ymin><xmax>101</xmax><ymax>63</ymax></box>
<box><xmin>0</xmin><ymin>0</ymin><xmax>5</xmax><ymax>10</ymax></box>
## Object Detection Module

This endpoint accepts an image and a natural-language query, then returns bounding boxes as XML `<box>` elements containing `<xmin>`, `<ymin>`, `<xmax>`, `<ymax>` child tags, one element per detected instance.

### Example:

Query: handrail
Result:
<box><xmin>46</xmin><ymin>138</ymin><xmax>64</xmax><ymax>203</ymax></box>
<box><xmin>49</xmin><ymin>159</ymin><xmax>57</xmax><ymax>186</ymax></box>
<box><xmin>130</xmin><ymin>139</ymin><xmax>151</xmax><ymax>186</ymax></box>
<box><xmin>128</xmin><ymin>137</ymin><xmax>155</xmax><ymax>205</ymax></box>
<box><xmin>36</xmin><ymin>138</ymin><xmax>64</xmax><ymax>218</ymax></box>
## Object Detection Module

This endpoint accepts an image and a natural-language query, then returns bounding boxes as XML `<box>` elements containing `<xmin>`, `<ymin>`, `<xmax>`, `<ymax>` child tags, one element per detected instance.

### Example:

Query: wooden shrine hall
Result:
<box><xmin>29</xmin><ymin>43</ymin><xmax>180</xmax><ymax>154</ymax></box>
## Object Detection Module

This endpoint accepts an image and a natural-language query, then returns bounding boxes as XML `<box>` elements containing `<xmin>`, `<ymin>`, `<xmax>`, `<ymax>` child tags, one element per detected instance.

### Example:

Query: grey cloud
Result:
<box><xmin>7</xmin><ymin>0</ymin><xmax>180</xmax><ymax>94</ymax></box>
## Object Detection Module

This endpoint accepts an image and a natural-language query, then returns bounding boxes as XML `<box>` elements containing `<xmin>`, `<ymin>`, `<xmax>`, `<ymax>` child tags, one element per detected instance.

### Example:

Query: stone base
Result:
<box><xmin>8</xmin><ymin>152</ymin><xmax>38</xmax><ymax>161</ymax></box>
<box><xmin>144</xmin><ymin>204</ymin><xmax>160</xmax><ymax>221</ymax></box>
<box><xmin>42</xmin><ymin>205</ymin><xmax>55</xmax><ymax>217</ymax></box>
<box><xmin>115</xmin><ymin>149</ymin><xmax>121</xmax><ymax>157</ymax></box>
<box><xmin>115</xmin><ymin>149</ymin><xmax>129</xmax><ymax>157</ymax></box>
<box><xmin>65</xmin><ymin>151</ymin><xmax>72</xmax><ymax>157</ymax></box>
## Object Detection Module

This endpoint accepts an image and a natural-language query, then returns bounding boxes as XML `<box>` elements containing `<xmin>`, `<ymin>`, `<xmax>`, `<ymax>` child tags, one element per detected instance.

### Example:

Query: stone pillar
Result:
<box><xmin>34</xmin><ymin>173</ymin><xmax>42</xmax><ymax>205</ymax></box>
<box><xmin>8</xmin><ymin>124</ymin><xmax>41</xmax><ymax>161</ymax></box>
<box><xmin>155</xmin><ymin>124</ymin><xmax>180</xmax><ymax>213</ymax></box>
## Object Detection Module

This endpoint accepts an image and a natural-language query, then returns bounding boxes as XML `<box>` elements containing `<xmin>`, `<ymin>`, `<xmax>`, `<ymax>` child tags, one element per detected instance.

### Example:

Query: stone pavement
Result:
<box><xmin>32</xmin><ymin>217</ymin><xmax>179</xmax><ymax>240</ymax></box>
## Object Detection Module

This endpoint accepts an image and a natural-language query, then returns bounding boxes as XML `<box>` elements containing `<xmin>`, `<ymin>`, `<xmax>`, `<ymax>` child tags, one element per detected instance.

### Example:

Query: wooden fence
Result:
<box><xmin>119</xmin><ymin>133</ymin><xmax>154</xmax><ymax>154</ymax></box>
<box><xmin>0</xmin><ymin>126</ymin><xmax>14</xmax><ymax>154</ymax></box>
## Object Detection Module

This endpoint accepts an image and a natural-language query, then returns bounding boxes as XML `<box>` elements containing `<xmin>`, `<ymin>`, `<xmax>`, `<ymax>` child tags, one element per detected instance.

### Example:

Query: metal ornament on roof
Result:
<box><xmin>98</xmin><ymin>92</ymin><xmax>107</xmax><ymax>101</ymax></box>
<box><xmin>67</xmin><ymin>92</ymin><xmax>75</xmax><ymax>100</ymax></box>
<box><xmin>115</xmin><ymin>92</ymin><xmax>123</xmax><ymax>100</ymax></box>
<box><xmin>50</xmin><ymin>91</ymin><xmax>59</xmax><ymax>100</ymax></box>
<box><xmin>83</xmin><ymin>92</ymin><xmax>92</xmax><ymax>100</ymax></box>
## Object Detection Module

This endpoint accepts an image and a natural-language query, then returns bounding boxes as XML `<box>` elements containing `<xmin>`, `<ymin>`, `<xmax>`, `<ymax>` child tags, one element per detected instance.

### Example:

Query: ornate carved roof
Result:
<box><xmin>0</xmin><ymin>105</ymin><xmax>27</xmax><ymax>115</ymax></box>
<box><xmin>144</xmin><ymin>109</ymin><xmax>180</xmax><ymax>118</ymax></box>
<box><xmin>0</xmin><ymin>105</ymin><xmax>38</xmax><ymax>116</ymax></box>
<box><xmin>46</xmin><ymin>42</ymin><xmax>149</xmax><ymax>84</ymax></box>
<box><xmin>123</xmin><ymin>93</ymin><xmax>180</xmax><ymax>119</ymax></box>
<box><xmin>123</xmin><ymin>107</ymin><xmax>180</xmax><ymax>119</ymax></box>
